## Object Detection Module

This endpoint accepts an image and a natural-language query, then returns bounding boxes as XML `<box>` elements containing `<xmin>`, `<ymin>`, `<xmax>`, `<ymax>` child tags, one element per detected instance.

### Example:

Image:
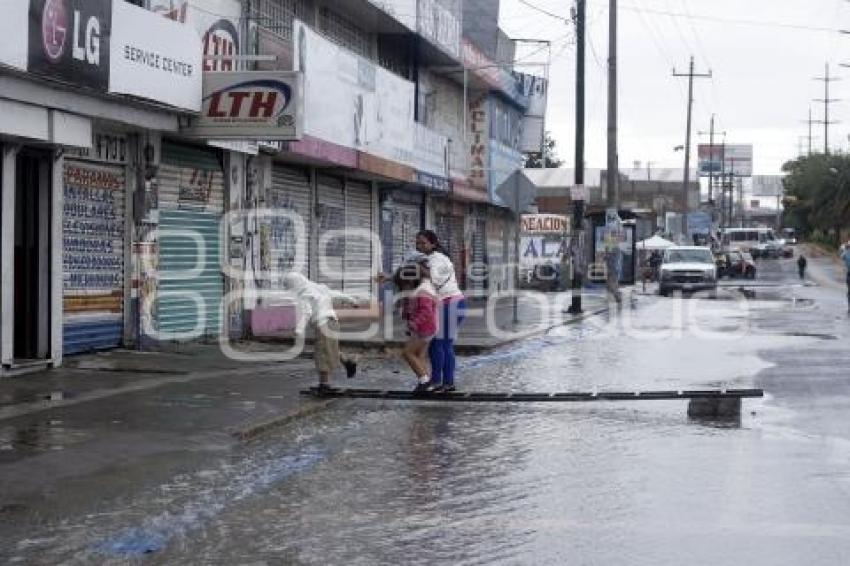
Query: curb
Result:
<box><xmin>231</xmin><ymin>398</ymin><xmax>336</xmax><ymax>442</ymax></box>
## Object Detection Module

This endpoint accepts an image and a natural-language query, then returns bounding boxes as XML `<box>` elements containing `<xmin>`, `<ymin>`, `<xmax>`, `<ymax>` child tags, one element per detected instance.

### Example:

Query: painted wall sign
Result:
<box><xmin>28</xmin><ymin>0</ymin><xmax>112</xmax><ymax>90</ymax></box>
<box><xmin>183</xmin><ymin>72</ymin><xmax>303</xmax><ymax>140</ymax></box>
<box><xmin>63</xmin><ymin>162</ymin><xmax>124</xmax><ymax>293</ymax></box>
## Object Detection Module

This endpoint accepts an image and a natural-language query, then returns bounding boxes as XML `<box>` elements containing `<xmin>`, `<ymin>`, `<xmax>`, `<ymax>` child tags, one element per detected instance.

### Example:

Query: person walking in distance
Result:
<box><xmin>797</xmin><ymin>254</ymin><xmax>807</xmax><ymax>280</ymax></box>
<box><xmin>415</xmin><ymin>230</ymin><xmax>466</xmax><ymax>393</ymax></box>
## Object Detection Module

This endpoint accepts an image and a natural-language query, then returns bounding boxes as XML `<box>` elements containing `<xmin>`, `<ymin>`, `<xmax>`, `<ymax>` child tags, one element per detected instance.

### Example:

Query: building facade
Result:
<box><xmin>0</xmin><ymin>0</ymin><xmax>545</xmax><ymax>371</ymax></box>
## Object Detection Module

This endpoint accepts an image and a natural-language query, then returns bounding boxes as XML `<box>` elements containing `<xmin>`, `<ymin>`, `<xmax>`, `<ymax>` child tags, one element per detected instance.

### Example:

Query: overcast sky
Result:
<box><xmin>499</xmin><ymin>0</ymin><xmax>850</xmax><ymax>176</ymax></box>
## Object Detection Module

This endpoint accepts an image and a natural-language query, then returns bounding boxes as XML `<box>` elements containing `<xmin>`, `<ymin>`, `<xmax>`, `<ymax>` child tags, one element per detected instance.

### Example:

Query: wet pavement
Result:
<box><xmin>2</xmin><ymin>248</ymin><xmax>850</xmax><ymax>564</ymax></box>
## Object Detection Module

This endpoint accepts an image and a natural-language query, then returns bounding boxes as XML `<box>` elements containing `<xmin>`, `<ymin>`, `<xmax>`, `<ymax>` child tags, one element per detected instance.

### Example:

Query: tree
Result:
<box><xmin>782</xmin><ymin>152</ymin><xmax>850</xmax><ymax>244</ymax></box>
<box><xmin>524</xmin><ymin>132</ymin><xmax>564</xmax><ymax>168</ymax></box>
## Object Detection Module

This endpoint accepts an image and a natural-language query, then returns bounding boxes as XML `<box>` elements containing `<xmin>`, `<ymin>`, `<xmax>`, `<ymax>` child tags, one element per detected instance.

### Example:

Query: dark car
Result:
<box><xmin>719</xmin><ymin>250</ymin><xmax>756</xmax><ymax>279</ymax></box>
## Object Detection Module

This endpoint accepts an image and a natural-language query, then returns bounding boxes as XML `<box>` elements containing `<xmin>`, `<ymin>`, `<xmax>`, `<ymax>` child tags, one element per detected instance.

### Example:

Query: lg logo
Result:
<box><xmin>41</xmin><ymin>0</ymin><xmax>101</xmax><ymax>66</ymax></box>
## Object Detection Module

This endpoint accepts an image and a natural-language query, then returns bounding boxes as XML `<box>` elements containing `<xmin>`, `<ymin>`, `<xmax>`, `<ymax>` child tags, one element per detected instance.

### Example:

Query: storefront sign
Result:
<box><xmin>26</xmin><ymin>0</ymin><xmax>202</xmax><ymax>110</ymax></box>
<box><xmin>468</xmin><ymin>95</ymin><xmax>489</xmax><ymax>190</ymax></box>
<box><xmin>66</xmin><ymin>130</ymin><xmax>128</xmax><ymax>163</ymax></box>
<box><xmin>110</xmin><ymin>0</ymin><xmax>201</xmax><ymax>111</ymax></box>
<box><xmin>183</xmin><ymin>72</ymin><xmax>304</xmax><ymax>140</ymax></box>
<box><xmin>151</xmin><ymin>0</ymin><xmax>241</xmax><ymax>73</ymax></box>
<box><xmin>521</xmin><ymin>214</ymin><xmax>569</xmax><ymax>234</ymax></box>
<box><xmin>416</xmin><ymin>171</ymin><xmax>450</xmax><ymax>193</ymax></box>
<box><xmin>28</xmin><ymin>0</ymin><xmax>112</xmax><ymax>90</ymax></box>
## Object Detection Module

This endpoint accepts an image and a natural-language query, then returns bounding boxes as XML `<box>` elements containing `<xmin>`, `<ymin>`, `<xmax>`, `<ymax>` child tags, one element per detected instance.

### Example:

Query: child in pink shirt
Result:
<box><xmin>394</xmin><ymin>262</ymin><xmax>439</xmax><ymax>393</ymax></box>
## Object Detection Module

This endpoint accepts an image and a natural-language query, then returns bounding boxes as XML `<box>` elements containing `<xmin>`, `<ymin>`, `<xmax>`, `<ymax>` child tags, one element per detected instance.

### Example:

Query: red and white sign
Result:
<box><xmin>183</xmin><ymin>71</ymin><xmax>304</xmax><ymax>140</ymax></box>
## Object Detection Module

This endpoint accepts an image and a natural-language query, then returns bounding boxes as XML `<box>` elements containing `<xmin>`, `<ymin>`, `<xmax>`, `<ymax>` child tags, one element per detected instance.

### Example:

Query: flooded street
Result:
<box><xmin>4</xmin><ymin>256</ymin><xmax>850</xmax><ymax>565</ymax></box>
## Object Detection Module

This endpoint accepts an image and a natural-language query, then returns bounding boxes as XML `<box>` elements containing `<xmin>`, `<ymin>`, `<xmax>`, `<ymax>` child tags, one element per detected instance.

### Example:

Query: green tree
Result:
<box><xmin>524</xmin><ymin>132</ymin><xmax>565</xmax><ymax>168</ymax></box>
<box><xmin>782</xmin><ymin>152</ymin><xmax>850</xmax><ymax>245</ymax></box>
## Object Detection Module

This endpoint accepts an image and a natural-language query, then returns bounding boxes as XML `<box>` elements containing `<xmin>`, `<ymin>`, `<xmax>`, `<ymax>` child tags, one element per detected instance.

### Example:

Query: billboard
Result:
<box><xmin>697</xmin><ymin>144</ymin><xmax>753</xmax><ymax>177</ymax></box>
<box><xmin>515</xmin><ymin>73</ymin><xmax>547</xmax><ymax>153</ymax></box>
<box><xmin>293</xmin><ymin>19</ymin><xmax>421</xmax><ymax>166</ymax></box>
<box><xmin>752</xmin><ymin>175</ymin><xmax>784</xmax><ymax>197</ymax></box>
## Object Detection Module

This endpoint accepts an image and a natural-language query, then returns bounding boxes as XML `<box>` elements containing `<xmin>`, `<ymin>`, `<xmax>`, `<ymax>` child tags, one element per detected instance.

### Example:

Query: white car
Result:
<box><xmin>659</xmin><ymin>246</ymin><xmax>718</xmax><ymax>297</ymax></box>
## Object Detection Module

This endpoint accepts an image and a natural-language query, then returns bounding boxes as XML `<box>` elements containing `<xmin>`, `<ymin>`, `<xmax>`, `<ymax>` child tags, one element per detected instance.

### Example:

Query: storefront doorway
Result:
<box><xmin>13</xmin><ymin>150</ymin><xmax>52</xmax><ymax>361</ymax></box>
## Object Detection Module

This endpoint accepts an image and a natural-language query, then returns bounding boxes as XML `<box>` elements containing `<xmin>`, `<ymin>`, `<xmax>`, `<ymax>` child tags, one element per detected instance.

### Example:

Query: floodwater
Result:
<box><xmin>4</xmin><ymin>258</ymin><xmax>850</xmax><ymax>565</ymax></box>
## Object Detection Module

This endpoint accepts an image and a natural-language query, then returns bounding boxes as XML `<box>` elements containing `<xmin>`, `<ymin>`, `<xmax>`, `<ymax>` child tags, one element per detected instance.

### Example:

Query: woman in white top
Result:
<box><xmin>415</xmin><ymin>230</ymin><xmax>467</xmax><ymax>392</ymax></box>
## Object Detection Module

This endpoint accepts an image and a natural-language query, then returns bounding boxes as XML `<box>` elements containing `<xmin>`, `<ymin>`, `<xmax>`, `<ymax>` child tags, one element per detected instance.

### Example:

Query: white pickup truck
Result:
<box><xmin>659</xmin><ymin>246</ymin><xmax>718</xmax><ymax>297</ymax></box>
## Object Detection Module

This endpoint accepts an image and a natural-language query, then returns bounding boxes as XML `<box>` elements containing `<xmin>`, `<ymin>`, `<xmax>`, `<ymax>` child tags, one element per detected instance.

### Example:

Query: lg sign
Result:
<box><xmin>205</xmin><ymin>80</ymin><xmax>292</xmax><ymax>121</ymax></box>
<box><xmin>29</xmin><ymin>0</ymin><xmax>111</xmax><ymax>90</ymax></box>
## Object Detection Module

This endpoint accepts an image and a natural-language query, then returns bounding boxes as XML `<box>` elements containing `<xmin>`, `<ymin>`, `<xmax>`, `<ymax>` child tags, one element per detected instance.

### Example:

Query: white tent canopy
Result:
<box><xmin>637</xmin><ymin>235</ymin><xmax>675</xmax><ymax>250</ymax></box>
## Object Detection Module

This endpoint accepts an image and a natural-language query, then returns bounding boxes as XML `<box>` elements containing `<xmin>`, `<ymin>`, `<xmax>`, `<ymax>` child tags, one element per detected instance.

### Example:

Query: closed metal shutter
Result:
<box><xmin>157</xmin><ymin>211</ymin><xmax>223</xmax><ymax>338</ymax></box>
<box><xmin>265</xmin><ymin>164</ymin><xmax>311</xmax><ymax>291</ymax></box>
<box><xmin>344</xmin><ymin>180</ymin><xmax>373</xmax><ymax>295</ymax></box>
<box><xmin>469</xmin><ymin>217</ymin><xmax>487</xmax><ymax>295</ymax></box>
<box><xmin>390</xmin><ymin>201</ymin><xmax>422</xmax><ymax>273</ymax></box>
<box><xmin>486</xmin><ymin>215</ymin><xmax>508</xmax><ymax>292</ymax></box>
<box><xmin>156</xmin><ymin>142</ymin><xmax>224</xmax><ymax>339</ymax></box>
<box><xmin>435</xmin><ymin>213</ymin><xmax>465</xmax><ymax>289</ymax></box>
<box><xmin>316</xmin><ymin>175</ymin><xmax>345</xmax><ymax>290</ymax></box>
<box><xmin>62</xmin><ymin>160</ymin><xmax>126</xmax><ymax>355</ymax></box>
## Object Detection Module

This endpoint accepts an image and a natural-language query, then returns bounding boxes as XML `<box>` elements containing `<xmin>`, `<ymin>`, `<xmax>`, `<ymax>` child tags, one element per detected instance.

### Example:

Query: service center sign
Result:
<box><xmin>184</xmin><ymin>72</ymin><xmax>304</xmax><ymax>140</ymax></box>
<box><xmin>109</xmin><ymin>0</ymin><xmax>201</xmax><ymax>111</ymax></box>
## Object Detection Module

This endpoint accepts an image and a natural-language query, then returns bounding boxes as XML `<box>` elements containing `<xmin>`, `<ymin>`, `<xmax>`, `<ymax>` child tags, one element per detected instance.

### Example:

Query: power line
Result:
<box><xmin>517</xmin><ymin>0</ymin><xmax>571</xmax><ymax>24</ymax></box>
<box><xmin>609</xmin><ymin>3</ymin><xmax>847</xmax><ymax>34</ymax></box>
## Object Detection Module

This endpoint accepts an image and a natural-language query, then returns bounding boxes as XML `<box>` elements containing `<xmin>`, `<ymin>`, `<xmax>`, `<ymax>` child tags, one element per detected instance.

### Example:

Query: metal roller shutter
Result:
<box><xmin>157</xmin><ymin>210</ymin><xmax>223</xmax><ymax>338</ymax></box>
<box><xmin>62</xmin><ymin>160</ymin><xmax>126</xmax><ymax>355</ymax></box>
<box><xmin>390</xmin><ymin>201</ymin><xmax>422</xmax><ymax>273</ymax></box>
<box><xmin>344</xmin><ymin>180</ymin><xmax>373</xmax><ymax>295</ymax></box>
<box><xmin>435</xmin><ymin>213</ymin><xmax>465</xmax><ymax>290</ymax></box>
<box><xmin>316</xmin><ymin>175</ymin><xmax>345</xmax><ymax>291</ymax></box>
<box><xmin>486</xmin><ymin>215</ymin><xmax>508</xmax><ymax>292</ymax></box>
<box><xmin>469</xmin><ymin>216</ymin><xmax>487</xmax><ymax>295</ymax></box>
<box><xmin>155</xmin><ymin>142</ymin><xmax>225</xmax><ymax>339</ymax></box>
<box><xmin>265</xmin><ymin>164</ymin><xmax>311</xmax><ymax>291</ymax></box>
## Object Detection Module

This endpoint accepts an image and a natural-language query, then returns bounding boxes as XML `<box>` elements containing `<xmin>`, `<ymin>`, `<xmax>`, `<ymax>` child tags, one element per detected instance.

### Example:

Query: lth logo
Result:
<box><xmin>42</xmin><ymin>0</ymin><xmax>68</xmax><ymax>61</ymax></box>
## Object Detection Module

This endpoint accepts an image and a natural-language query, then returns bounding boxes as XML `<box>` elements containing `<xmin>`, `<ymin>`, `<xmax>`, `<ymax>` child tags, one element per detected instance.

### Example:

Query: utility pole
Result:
<box><xmin>568</xmin><ymin>0</ymin><xmax>586</xmax><ymax>315</ymax></box>
<box><xmin>673</xmin><ymin>56</ymin><xmax>711</xmax><ymax>241</ymax></box>
<box><xmin>813</xmin><ymin>63</ymin><xmax>840</xmax><ymax>154</ymax></box>
<box><xmin>606</xmin><ymin>0</ymin><xmax>618</xmax><ymax>208</ymax></box>
<box><xmin>698</xmin><ymin>115</ymin><xmax>726</xmax><ymax>205</ymax></box>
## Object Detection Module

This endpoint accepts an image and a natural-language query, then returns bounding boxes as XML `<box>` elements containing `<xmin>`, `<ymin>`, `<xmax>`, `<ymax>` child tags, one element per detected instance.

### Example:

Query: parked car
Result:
<box><xmin>720</xmin><ymin>249</ymin><xmax>756</xmax><ymax>279</ymax></box>
<box><xmin>659</xmin><ymin>246</ymin><xmax>718</xmax><ymax>296</ymax></box>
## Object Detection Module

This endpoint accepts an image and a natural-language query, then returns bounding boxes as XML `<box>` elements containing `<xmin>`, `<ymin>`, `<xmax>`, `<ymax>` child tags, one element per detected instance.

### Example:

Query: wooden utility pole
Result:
<box><xmin>568</xmin><ymin>0</ymin><xmax>586</xmax><ymax>315</ymax></box>
<box><xmin>673</xmin><ymin>56</ymin><xmax>711</xmax><ymax>239</ymax></box>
